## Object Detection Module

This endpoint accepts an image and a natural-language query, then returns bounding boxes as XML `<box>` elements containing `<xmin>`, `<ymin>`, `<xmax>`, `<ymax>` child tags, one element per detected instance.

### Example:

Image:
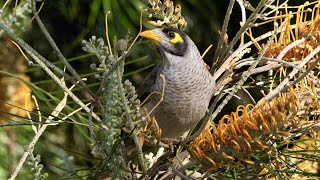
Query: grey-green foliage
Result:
<box><xmin>143</xmin><ymin>0</ymin><xmax>187</xmax><ymax>30</ymax></box>
<box><xmin>82</xmin><ymin>36</ymin><xmax>141</xmax><ymax>177</ymax></box>
<box><xmin>0</xmin><ymin>0</ymin><xmax>33</xmax><ymax>35</ymax></box>
<box><xmin>27</xmin><ymin>153</ymin><xmax>48</xmax><ymax>180</ymax></box>
<box><xmin>122</xmin><ymin>79</ymin><xmax>141</xmax><ymax>126</ymax></box>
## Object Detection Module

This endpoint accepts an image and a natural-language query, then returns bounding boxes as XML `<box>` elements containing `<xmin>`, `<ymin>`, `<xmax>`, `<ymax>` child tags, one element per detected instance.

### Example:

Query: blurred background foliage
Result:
<box><xmin>0</xmin><ymin>0</ymin><xmax>314</xmax><ymax>179</ymax></box>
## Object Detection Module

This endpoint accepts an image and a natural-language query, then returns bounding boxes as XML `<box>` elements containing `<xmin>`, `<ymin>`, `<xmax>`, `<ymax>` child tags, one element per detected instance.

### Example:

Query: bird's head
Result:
<box><xmin>139</xmin><ymin>27</ymin><xmax>191</xmax><ymax>57</ymax></box>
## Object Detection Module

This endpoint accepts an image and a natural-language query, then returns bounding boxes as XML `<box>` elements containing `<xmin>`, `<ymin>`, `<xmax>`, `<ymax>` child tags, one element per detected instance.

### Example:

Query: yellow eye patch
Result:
<box><xmin>169</xmin><ymin>32</ymin><xmax>184</xmax><ymax>44</ymax></box>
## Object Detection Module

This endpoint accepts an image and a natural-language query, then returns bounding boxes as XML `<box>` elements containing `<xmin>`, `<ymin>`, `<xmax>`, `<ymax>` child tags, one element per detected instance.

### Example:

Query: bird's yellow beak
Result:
<box><xmin>139</xmin><ymin>30</ymin><xmax>162</xmax><ymax>42</ymax></box>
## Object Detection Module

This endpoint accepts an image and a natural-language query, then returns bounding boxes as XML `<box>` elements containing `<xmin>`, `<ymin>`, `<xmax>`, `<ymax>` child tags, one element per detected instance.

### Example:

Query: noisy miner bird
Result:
<box><xmin>138</xmin><ymin>27</ymin><xmax>215</xmax><ymax>138</ymax></box>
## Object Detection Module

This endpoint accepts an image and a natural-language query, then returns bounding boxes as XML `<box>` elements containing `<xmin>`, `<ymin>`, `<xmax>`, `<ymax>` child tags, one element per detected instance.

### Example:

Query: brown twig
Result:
<box><xmin>211</xmin><ymin>0</ymin><xmax>235</xmax><ymax>73</ymax></box>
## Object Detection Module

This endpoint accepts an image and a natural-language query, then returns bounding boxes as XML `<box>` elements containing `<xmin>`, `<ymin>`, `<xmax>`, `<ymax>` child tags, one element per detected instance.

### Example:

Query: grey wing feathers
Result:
<box><xmin>137</xmin><ymin>65</ymin><xmax>161</xmax><ymax>102</ymax></box>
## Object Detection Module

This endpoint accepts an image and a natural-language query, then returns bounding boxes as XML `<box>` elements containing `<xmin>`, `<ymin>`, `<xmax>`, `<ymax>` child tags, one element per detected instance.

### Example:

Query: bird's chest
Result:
<box><xmin>154</xmin><ymin>65</ymin><xmax>212</xmax><ymax>114</ymax></box>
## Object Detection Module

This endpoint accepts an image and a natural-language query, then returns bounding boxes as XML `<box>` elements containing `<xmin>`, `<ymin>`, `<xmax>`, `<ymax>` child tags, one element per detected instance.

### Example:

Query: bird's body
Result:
<box><xmin>139</xmin><ymin>28</ymin><xmax>215</xmax><ymax>138</ymax></box>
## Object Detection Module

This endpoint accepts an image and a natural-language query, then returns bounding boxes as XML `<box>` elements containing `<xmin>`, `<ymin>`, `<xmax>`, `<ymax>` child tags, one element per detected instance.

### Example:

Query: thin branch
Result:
<box><xmin>160</xmin><ymin>161</ymin><xmax>196</xmax><ymax>180</ymax></box>
<box><xmin>236</xmin><ymin>0</ymin><xmax>247</xmax><ymax>45</ymax></box>
<box><xmin>210</xmin><ymin>26</ymin><xmax>276</xmax><ymax>124</ymax></box>
<box><xmin>234</xmin><ymin>57</ymin><xmax>302</xmax><ymax>70</ymax></box>
<box><xmin>212</xmin><ymin>26</ymin><xmax>272</xmax><ymax>81</ymax></box>
<box><xmin>287</xmin><ymin>56</ymin><xmax>320</xmax><ymax>89</ymax></box>
<box><xmin>212</xmin><ymin>0</ymin><xmax>235</xmax><ymax>72</ymax></box>
<box><xmin>9</xmin><ymin>89</ymin><xmax>68</xmax><ymax>180</ymax></box>
<box><xmin>213</xmin><ymin>18</ymin><xmax>290</xmax><ymax>82</ymax></box>
<box><xmin>138</xmin><ymin>150</ymin><xmax>174</xmax><ymax>180</ymax></box>
<box><xmin>222</xmin><ymin>0</ymin><xmax>269</xmax><ymax>59</ymax></box>
<box><xmin>232</xmin><ymin>58</ymin><xmax>304</xmax><ymax>80</ymax></box>
<box><xmin>261</xmin><ymin>45</ymin><xmax>320</xmax><ymax>102</ymax></box>
<box><xmin>236</xmin><ymin>0</ymin><xmax>247</xmax><ymax>28</ymax></box>
<box><xmin>276</xmin><ymin>38</ymin><xmax>305</xmax><ymax>60</ymax></box>
<box><xmin>0</xmin><ymin>21</ymin><xmax>101</xmax><ymax>122</ymax></box>
<box><xmin>181</xmin><ymin>114</ymin><xmax>210</xmax><ymax>144</ymax></box>
<box><xmin>0</xmin><ymin>22</ymin><xmax>71</xmax><ymax>80</ymax></box>
<box><xmin>241</xmin><ymin>86</ymin><xmax>256</xmax><ymax>104</ymax></box>
<box><xmin>88</xmin><ymin>104</ymin><xmax>97</xmax><ymax>142</ymax></box>
<box><xmin>31</xmin><ymin>1</ymin><xmax>99</xmax><ymax>107</ymax></box>
<box><xmin>160</xmin><ymin>163</ymin><xmax>192</xmax><ymax>180</ymax></box>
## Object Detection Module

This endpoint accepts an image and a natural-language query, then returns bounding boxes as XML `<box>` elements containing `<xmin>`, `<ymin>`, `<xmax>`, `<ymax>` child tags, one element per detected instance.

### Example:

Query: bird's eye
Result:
<box><xmin>168</xmin><ymin>31</ymin><xmax>175</xmax><ymax>39</ymax></box>
<box><xmin>167</xmin><ymin>31</ymin><xmax>184</xmax><ymax>44</ymax></box>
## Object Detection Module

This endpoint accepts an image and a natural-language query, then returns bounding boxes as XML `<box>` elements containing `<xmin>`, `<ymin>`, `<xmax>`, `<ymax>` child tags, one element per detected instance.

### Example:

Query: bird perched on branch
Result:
<box><xmin>138</xmin><ymin>27</ymin><xmax>215</xmax><ymax>138</ymax></box>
